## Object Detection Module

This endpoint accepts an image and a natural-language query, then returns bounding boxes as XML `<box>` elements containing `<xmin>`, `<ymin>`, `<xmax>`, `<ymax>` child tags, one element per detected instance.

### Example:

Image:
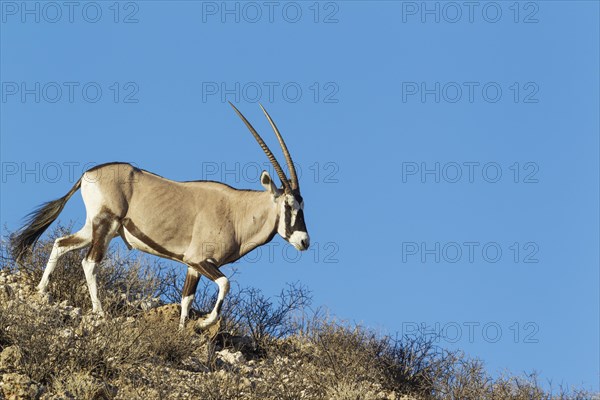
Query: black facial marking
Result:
<box><xmin>284</xmin><ymin>203</ymin><xmax>293</xmax><ymax>238</ymax></box>
<box><xmin>283</xmin><ymin>196</ymin><xmax>307</xmax><ymax>239</ymax></box>
<box><xmin>292</xmin><ymin>209</ymin><xmax>306</xmax><ymax>233</ymax></box>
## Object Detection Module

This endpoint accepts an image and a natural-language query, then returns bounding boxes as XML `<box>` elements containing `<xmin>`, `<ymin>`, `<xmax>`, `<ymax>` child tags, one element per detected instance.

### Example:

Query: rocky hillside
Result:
<box><xmin>0</xmin><ymin>268</ymin><xmax>414</xmax><ymax>400</ymax></box>
<box><xmin>0</xmin><ymin>228</ymin><xmax>596</xmax><ymax>399</ymax></box>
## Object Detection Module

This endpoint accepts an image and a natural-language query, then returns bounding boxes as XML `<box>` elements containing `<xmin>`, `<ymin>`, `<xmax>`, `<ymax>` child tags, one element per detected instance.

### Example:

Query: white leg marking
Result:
<box><xmin>179</xmin><ymin>294</ymin><xmax>194</xmax><ymax>329</ymax></box>
<box><xmin>38</xmin><ymin>227</ymin><xmax>92</xmax><ymax>293</ymax></box>
<box><xmin>197</xmin><ymin>276</ymin><xmax>229</xmax><ymax>330</ymax></box>
<box><xmin>82</xmin><ymin>258</ymin><xmax>104</xmax><ymax>315</ymax></box>
<box><xmin>38</xmin><ymin>241</ymin><xmax>65</xmax><ymax>293</ymax></box>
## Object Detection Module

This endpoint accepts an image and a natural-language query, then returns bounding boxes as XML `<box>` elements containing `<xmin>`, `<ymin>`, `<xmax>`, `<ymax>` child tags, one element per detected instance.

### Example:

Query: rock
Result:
<box><xmin>58</xmin><ymin>328</ymin><xmax>75</xmax><ymax>340</ymax></box>
<box><xmin>238</xmin><ymin>377</ymin><xmax>252</xmax><ymax>391</ymax></box>
<box><xmin>0</xmin><ymin>346</ymin><xmax>23</xmax><ymax>372</ymax></box>
<box><xmin>76</xmin><ymin>314</ymin><xmax>105</xmax><ymax>336</ymax></box>
<box><xmin>68</xmin><ymin>307</ymin><xmax>82</xmax><ymax>323</ymax></box>
<box><xmin>217</xmin><ymin>349</ymin><xmax>245</xmax><ymax>365</ymax></box>
<box><xmin>139</xmin><ymin>297</ymin><xmax>161</xmax><ymax>311</ymax></box>
<box><xmin>34</xmin><ymin>291</ymin><xmax>52</xmax><ymax>305</ymax></box>
<box><xmin>142</xmin><ymin>303</ymin><xmax>181</xmax><ymax>324</ymax></box>
<box><xmin>1</xmin><ymin>373</ymin><xmax>40</xmax><ymax>400</ymax></box>
<box><xmin>380</xmin><ymin>391</ymin><xmax>397</xmax><ymax>400</ymax></box>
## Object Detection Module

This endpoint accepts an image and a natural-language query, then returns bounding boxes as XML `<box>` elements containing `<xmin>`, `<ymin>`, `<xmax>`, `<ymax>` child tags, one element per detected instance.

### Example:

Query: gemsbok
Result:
<box><xmin>12</xmin><ymin>103</ymin><xmax>310</xmax><ymax>331</ymax></box>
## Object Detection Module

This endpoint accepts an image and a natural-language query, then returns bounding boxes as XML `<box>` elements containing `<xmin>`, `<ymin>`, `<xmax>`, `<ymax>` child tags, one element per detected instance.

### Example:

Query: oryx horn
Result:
<box><xmin>259</xmin><ymin>104</ymin><xmax>299</xmax><ymax>191</ymax></box>
<box><xmin>229</xmin><ymin>102</ymin><xmax>292</xmax><ymax>193</ymax></box>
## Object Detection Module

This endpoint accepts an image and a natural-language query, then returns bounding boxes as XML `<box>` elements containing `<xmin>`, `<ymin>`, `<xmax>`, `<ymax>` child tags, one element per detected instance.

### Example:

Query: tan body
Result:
<box><xmin>88</xmin><ymin>163</ymin><xmax>278</xmax><ymax>268</ymax></box>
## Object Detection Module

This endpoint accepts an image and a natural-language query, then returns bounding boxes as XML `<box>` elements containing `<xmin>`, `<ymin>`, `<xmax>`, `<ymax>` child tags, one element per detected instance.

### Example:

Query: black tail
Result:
<box><xmin>11</xmin><ymin>178</ymin><xmax>82</xmax><ymax>262</ymax></box>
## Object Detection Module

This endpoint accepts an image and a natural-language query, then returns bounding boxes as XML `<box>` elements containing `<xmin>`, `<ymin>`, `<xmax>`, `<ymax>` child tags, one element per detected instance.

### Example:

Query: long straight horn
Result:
<box><xmin>229</xmin><ymin>102</ymin><xmax>291</xmax><ymax>193</ymax></box>
<box><xmin>259</xmin><ymin>104</ymin><xmax>299</xmax><ymax>191</ymax></box>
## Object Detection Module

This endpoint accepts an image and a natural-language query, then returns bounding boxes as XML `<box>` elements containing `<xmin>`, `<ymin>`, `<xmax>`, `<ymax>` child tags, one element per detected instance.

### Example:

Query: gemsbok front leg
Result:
<box><xmin>179</xmin><ymin>268</ymin><xmax>200</xmax><ymax>329</ymax></box>
<box><xmin>187</xmin><ymin>260</ymin><xmax>229</xmax><ymax>331</ymax></box>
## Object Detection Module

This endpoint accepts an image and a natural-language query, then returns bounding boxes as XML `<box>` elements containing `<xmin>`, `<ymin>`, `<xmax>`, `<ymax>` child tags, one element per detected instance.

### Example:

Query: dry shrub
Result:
<box><xmin>223</xmin><ymin>282</ymin><xmax>311</xmax><ymax>345</ymax></box>
<box><xmin>1</xmin><ymin>225</ymin><xmax>597</xmax><ymax>400</ymax></box>
<box><xmin>0</xmin><ymin>306</ymin><xmax>9</xmax><ymax>349</ymax></box>
<box><xmin>0</xmin><ymin>299</ymin><xmax>199</xmax><ymax>388</ymax></box>
<box><xmin>51</xmin><ymin>371</ymin><xmax>114</xmax><ymax>400</ymax></box>
<box><xmin>289</xmin><ymin>320</ymin><xmax>443</xmax><ymax>398</ymax></box>
<box><xmin>162</xmin><ymin>269</ymin><xmax>311</xmax><ymax>352</ymax></box>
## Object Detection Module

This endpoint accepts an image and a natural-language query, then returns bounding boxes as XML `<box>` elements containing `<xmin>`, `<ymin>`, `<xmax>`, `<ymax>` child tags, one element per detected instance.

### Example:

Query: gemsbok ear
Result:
<box><xmin>260</xmin><ymin>171</ymin><xmax>278</xmax><ymax>195</ymax></box>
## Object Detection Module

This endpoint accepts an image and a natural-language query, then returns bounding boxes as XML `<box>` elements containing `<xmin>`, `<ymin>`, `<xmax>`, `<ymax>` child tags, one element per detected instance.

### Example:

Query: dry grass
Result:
<box><xmin>0</xmin><ymin>225</ymin><xmax>596</xmax><ymax>400</ymax></box>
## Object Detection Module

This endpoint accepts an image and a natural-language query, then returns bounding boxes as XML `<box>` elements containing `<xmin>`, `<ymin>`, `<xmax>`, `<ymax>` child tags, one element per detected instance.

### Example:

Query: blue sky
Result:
<box><xmin>1</xmin><ymin>0</ymin><xmax>598</xmax><ymax>392</ymax></box>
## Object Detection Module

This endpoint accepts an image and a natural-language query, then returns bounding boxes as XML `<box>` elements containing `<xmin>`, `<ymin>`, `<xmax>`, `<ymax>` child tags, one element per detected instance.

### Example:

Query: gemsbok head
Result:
<box><xmin>12</xmin><ymin>103</ymin><xmax>309</xmax><ymax>331</ymax></box>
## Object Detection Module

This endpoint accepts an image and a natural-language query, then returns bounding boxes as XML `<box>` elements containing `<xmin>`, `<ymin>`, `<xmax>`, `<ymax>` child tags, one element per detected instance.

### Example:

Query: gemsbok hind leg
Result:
<box><xmin>37</xmin><ymin>223</ymin><xmax>93</xmax><ymax>294</ymax></box>
<box><xmin>82</xmin><ymin>217</ymin><xmax>119</xmax><ymax>315</ymax></box>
